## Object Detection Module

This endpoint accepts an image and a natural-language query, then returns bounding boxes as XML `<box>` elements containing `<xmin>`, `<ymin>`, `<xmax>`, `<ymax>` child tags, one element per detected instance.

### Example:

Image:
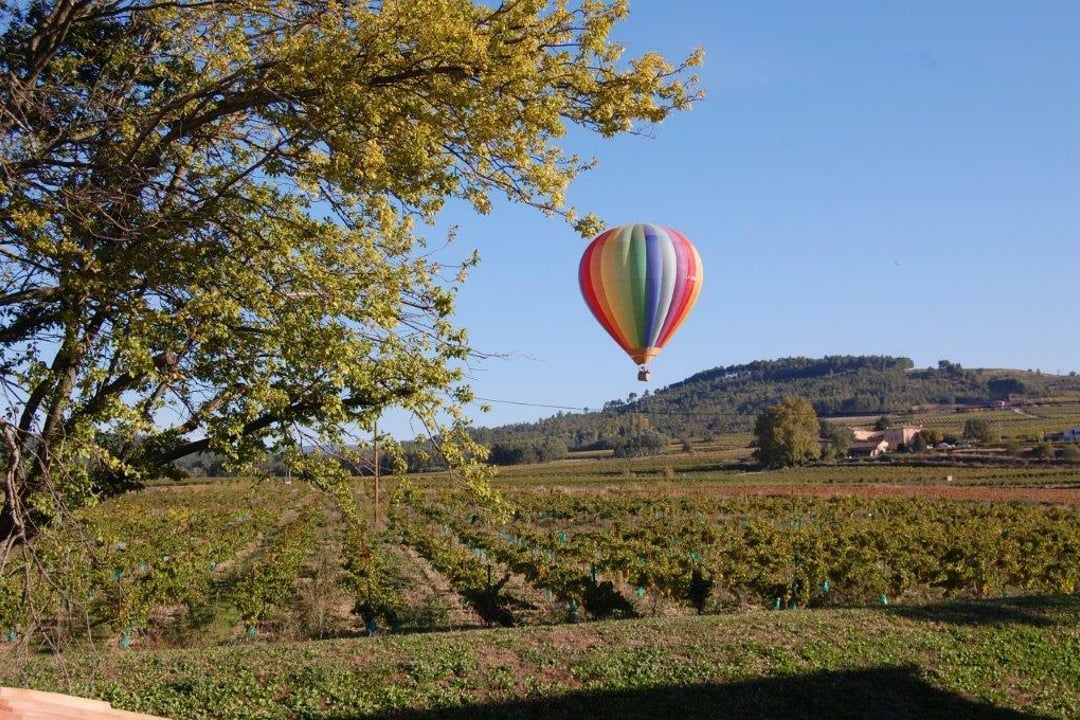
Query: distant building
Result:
<box><xmin>849</xmin><ymin>437</ymin><xmax>890</xmax><ymax>458</ymax></box>
<box><xmin>1064</xmin><ymin>427</ymin><xmax>1080</xmax><ymax>442</ymax></box>
<box><xmin>848</xmin><ymin>425</ymin><xmax>922</xmax><ymax>456</ymax></box>
<box><xmin>886</xmin><ymin>426</ymin><xmax>922</xmax><ymax>448</ymax></box>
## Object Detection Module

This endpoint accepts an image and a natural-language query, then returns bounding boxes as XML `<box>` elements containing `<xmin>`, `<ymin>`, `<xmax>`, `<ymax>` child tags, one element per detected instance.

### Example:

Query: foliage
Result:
<box><xmin>1030</xmin><ymin>444</ymin><xmax>1054</xmax><ymax>460</ymax></box>
<box><xmin>963</xmin><ymin>418</ymin><xmax>998</xmax><ymax>445</ymax></box>
<box><xmin>753</xmin><ymin>397</ymin><xmax>820</xmax><ymax>467</ymax></box>
<box><xmin>988</xmin><ymin>377</ymin><xmax>1026</xmax><ymax>400</ymax></box>
<box><xmin>232</xmin><ymin>512</ymin><xmax>318</xmax><ymax>630</ymax></box>
<box><xmin>342</xmin><ymin>523</ymin><xmax>405</xmax><ymax>631</ymax></box>
<box><xmin>5</xmin><ymin>470</ymin><xmax>1080</xmax><ymax>647</ymax></box>
<box><xmin>820</xmin><ymin>422</ymin><xmax>855</xmax><ymax>460</ymax></box>
<box><xmin>488</xmin><ymin>437</ymin><xmax>568</xmax><ymax>466</ymax></box>
<box><xmin>920</xmin><ymin>428</ymin><xmax>945</xmax><ymax>446</ymax></box>
<box><xmin>0</xmin><ymin>0</ymin><xmax>701</xmax><ymax>546</ymax></box>
<box><xmin>610</xmin><ymin>430</ymin><xmax>667</xmax><ymax>458</ymax></box>
<box><xmin>0</xmin><ymin>480</ymin><xmax>303</xmax><ymax>647</ymax></box>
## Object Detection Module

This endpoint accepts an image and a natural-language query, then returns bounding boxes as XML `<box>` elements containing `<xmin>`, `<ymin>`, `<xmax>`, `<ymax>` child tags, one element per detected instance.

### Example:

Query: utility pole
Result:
<box><xmin>373</xmin><ymin>418</ymin><xmax>380</xmax><ymax>529</ymax></box>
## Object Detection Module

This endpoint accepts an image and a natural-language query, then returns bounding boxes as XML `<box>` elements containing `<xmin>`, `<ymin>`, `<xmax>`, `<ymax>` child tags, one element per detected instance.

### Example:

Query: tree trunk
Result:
<box><xmin>0</xmin><ymin>423</ymin><xmax>32</xmax><ymax>558</ymax></box>
<box><xmin>0</xmin><ymin>497</ymin><xmax>25</xmax><ymax>553</ymax></box>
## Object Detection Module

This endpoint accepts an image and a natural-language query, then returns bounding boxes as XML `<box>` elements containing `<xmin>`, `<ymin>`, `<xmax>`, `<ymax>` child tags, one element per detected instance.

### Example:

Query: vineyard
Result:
<box><xmin>908</xmin><ymin>404</ymin><xmax>1080</xmax><ymax>440</ymax></box>
<box><xmin>0</xmin><ymin>481</ymin><xmax>324</xmax><ymax>649</ymax></box>
<box><xmin>4</xmin><ymin>459</ymin><xmax>1080</xmax><ymax>651</ymax></box>
<box><xmin>396</xmin><ymin>487</ymin><xmax>1080</xmax><ymax>621</ymax></box>
<box><xmin>1</xmin><ymin>453</ymin><xmax>1079</xmax><ymax>719</ymax></box>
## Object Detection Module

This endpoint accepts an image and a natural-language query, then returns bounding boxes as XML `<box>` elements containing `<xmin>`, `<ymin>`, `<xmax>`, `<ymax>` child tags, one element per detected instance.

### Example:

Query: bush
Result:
<box><xmin>963</xmin><ymin>418</ymin><xmax>998</xmax><ymax>445</ymax></box>
<box><xmin>488</xmin><ymin>438</ymin><xmax>568</xmax><ymax>465</ymax></box>
<box><xmin>611</xmin><ymin>431</ymin><xmax>668</xmax><ymax>458</ymax></box>
<box><xmin>1029</xmin><ymin>444</ymin><xmax>1054</xmax><ymax>460</ymax></box>
<box><xmin>1058</xmin><ymin>444</ymin><xmax>1080</xmax><ymax>461</ymax></box>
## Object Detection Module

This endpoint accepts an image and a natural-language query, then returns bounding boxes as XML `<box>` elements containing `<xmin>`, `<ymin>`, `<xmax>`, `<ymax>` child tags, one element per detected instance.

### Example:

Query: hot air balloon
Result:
<box><xmin>579</xmin><ymin>223</ymin><xmax>703</xmax><ymax>381</ymax></box>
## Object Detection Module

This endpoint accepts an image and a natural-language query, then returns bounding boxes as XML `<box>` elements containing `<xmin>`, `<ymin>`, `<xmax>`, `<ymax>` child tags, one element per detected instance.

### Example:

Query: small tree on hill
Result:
<box><xmin>920</xmin><ymin>429</ymin><xmax>944</xmax><ymax>447</ymax></box>
<box><xmin>612</xmin><ymin>430</ymin><xmax>667</xmax><ymax>458</ymax></box>
<box><xmin>753</xmin><ymin>398</ymin><xmax>820</xmax><ymax>467</ymax></box>
<box><xmin>988</xmin><ymin>377</ymin><xmax>1026</xmax><ymax>400</ymax></box>
<box><xmin>963</xmin><ymin>418</ymin><xmax>998</xmax><ymax>445</ymax></box>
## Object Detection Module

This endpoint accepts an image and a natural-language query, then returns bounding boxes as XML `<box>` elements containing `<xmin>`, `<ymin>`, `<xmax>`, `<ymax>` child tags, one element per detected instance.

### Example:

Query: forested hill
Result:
<box><xmin>473</xmin><ymin>355</ymin><xmax>1080</xmax><ymax>458</ymax></box>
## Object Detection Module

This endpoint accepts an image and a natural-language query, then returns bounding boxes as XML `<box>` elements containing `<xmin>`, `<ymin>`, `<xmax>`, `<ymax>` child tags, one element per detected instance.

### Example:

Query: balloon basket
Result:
<box><xmin>637</xmin><ymin>367</ymin><xmax>651</xmax><ymax>382</ymax></box>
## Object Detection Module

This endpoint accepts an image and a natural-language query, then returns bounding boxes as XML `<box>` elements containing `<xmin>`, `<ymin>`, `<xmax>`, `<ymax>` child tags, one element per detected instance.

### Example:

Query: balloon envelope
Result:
<box><xmin>579</xmin><ymin>223</ymin><xmax>703</xmax><ymax>367</ymax></box>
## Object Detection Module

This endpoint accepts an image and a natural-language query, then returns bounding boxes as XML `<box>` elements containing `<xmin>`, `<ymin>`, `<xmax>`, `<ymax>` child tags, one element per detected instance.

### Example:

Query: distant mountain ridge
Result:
<box><xmin>174</xmin><ymin>355</ymin><xmax>1080</xmax><ymax>474</ymax></box>
<box><xmin>474</xmin><ymin>355</ymin><xmax>1080</xmax><ymax>451</ymax></box>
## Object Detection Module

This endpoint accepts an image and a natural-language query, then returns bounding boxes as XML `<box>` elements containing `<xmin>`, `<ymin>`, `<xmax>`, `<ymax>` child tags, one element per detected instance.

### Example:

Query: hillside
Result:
<box><xmin>172</xmin><ymin>355</ymin><xmax>1080</xmax><ymax>475</ymax></box>
<box><xmin>475</xmin><ymin>356</ymin><xmax>1080</xmax><ymax>454</ymax></box>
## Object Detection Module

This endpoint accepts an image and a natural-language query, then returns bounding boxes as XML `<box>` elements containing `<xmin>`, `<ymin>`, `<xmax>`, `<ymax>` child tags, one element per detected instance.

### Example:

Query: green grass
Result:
<box><xmin>2</xmin><ymin>595</ymin><xmax>1077</xmax><ymax>719</ymax></box>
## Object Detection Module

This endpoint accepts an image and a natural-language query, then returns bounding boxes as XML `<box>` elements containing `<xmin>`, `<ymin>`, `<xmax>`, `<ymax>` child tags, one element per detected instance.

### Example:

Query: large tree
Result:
<box><xmin>0</xmin><ymin>0</ymin><xmax>701</xmax><ymax>549</ymax></box>
<box><xmin>962</xmin><ymin>418</ymin><xmax>998</xmax><ymax>446</ymax></box>
<box><xmin>753</xmin><ymin>397</ymin><xmax>820</xmax><ymax>468</ymax></box>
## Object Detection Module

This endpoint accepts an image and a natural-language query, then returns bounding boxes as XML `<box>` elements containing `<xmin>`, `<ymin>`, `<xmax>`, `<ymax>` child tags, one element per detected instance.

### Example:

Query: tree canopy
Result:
<box><xmin>962</xmin><ymin>418</ymin><xmax>998</xmax><ymax>445</ymax></box>
<box><xmin>752</xmin><ymin>397</ymin><xmax>820</xmax><ymax>468</ymax></box>
<box><xmin>0</xmin><ymin>0</ymin><xmax>701</xmax><ymax>546</ymax></box>
<box><xmin>820</xmin><ymin>421</ymin><xmax>855</xmax><ymax>460</ymax></box>
<box><xmin>988</xmin><ymin>377</ymin><xmax>1026</xmax><ymax>400</ymax></box>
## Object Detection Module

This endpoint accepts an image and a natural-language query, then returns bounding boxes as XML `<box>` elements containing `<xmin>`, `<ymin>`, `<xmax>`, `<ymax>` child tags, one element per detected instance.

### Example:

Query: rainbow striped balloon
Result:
<box><xmin>579</xmin><ymin>223</ymin><xmax>703</xmax><ymax>370</ymax></box>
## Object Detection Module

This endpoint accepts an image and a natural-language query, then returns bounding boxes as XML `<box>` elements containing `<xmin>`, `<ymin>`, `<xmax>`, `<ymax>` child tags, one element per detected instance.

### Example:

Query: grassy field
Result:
<box><xmin>2</xmin><ymin>595</ymin><xmax>1078</xmax><ymax>719</ymax></box>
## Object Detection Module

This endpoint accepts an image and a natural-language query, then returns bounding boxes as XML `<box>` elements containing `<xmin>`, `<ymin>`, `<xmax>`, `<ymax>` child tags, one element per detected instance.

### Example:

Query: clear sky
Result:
<box><xmin>384</xmin><ymin>1</ymin><xmax>1080</xmax><ymax>439</ymax></box>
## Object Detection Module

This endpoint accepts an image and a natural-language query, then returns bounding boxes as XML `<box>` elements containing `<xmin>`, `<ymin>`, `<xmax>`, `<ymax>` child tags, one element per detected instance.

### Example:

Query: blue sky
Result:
<box><xmin>384</xmin><ymin>1</ymin><xmax>1079</xmax><ymax>439</ymax></box>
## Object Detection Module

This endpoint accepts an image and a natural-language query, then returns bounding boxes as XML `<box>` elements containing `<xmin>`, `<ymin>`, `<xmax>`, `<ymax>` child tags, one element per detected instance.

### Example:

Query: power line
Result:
<box><xmin>473</xmin><ymin>396</ymin><xmax>747</xmax><ymax>417</ymax></box>
<box><xmin>474</xmin><ymin>397</ymin><xmax>588</xmax><ymax>412</ymax></box>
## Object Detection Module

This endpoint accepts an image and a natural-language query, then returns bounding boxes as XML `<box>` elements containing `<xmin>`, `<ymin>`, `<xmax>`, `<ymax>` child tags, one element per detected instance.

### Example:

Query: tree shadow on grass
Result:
<box><xmin>883</xmin><ymin>594</ymin><xmax>1078</xmax><ymax>628</ymax></box>
<box><xmin>336</xmin><ymin>665</ymin><xmax>1049</xmax><ymax>720</ymax></box>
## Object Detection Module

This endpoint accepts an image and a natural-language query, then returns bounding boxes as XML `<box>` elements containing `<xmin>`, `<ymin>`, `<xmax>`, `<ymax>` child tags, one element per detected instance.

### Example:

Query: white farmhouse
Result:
<box><xmin>1064</xmin><ymin>427</ymin><xmax>1080</xmax><ymax>442</ymax></box>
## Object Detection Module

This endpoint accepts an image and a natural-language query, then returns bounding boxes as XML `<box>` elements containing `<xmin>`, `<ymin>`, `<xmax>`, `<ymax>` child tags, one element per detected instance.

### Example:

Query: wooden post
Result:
<box><xmin>373</xmin><ymin>419</ymin><xmax>380</xmax><ymax>529</ymax></box>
